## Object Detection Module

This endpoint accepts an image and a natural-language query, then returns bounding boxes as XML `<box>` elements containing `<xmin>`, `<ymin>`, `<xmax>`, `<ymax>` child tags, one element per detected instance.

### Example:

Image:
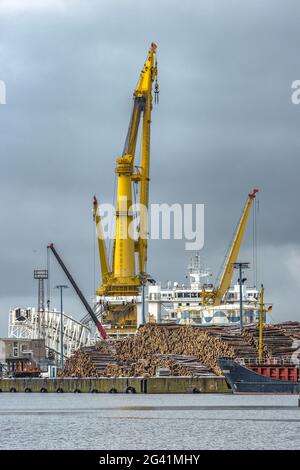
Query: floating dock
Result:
<box><xmin>0</xmin><ymin>376</ymin><xmax>230</xmax><ymax>393</ymax></box>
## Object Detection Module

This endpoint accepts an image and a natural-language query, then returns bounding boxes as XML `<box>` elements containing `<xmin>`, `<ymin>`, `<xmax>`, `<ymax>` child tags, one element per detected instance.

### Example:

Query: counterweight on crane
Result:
<box><xmin>94</xmin><ymin>43</ymin><xmax>158</xmax><ymax>298</ymax></box>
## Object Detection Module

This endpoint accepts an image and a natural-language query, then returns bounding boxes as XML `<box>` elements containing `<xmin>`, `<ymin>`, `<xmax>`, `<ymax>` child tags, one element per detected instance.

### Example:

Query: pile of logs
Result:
<box><xmin>205</xmin><ymin>326</ymin><xmax>259</xmax><ymax>359</ymax></box>
<box><xmin>62</xmin><ymin>324</ymin><xmax>256</xmax><ymax>377</ymax></box>
<box><xmin>113</xmin><ymin>324</ymin><xmax>259</xmax><ymax>375</ymax></box>
<box><xmin>276</xmin><ymin>322</ymin><xmax>300</xmax><ymax>340</ymax></box>
<box><xmin>243</xmin><ymin>322</ymin><xmax>300</xmax><ymax>359</ymax></box>
<box><xmin>103</xmin><ymin>355</ymin><xmax>194</xmax><ymax>378</ymax></box>
<box><xmin>159</xmin><ymin>354</ymin><xmax>215</xmax><ymax>377</ymax></box>
<box><xmin>61</xmin><ymin>343</ymin><xmax>117</xmax><ymax>377</ymax></box>
<box><xmin>62</xmin><ymin>348</ymin><xmax>98</xmax><ymax>377</ymax></box>
<box><xmin>61</xmin><ymin>322</ymin><xmax>300</xmax><ymax>378</ymax></box>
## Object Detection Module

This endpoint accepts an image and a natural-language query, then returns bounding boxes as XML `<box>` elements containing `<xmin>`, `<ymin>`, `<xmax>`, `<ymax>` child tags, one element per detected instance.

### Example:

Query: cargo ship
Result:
<box><xmin>147</xmin><ymin>253</ymin><xmax>265</xmax><ymax>325</ymax></box>
<box><xmin>218</xmin><ymin>358</ymin><xmax>300</xmax><ymax>394</ymax></box>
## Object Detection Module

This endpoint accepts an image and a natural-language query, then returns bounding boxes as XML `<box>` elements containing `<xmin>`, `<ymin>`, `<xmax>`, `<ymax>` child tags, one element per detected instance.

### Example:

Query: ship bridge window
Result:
<box><xmin>150</xmin><ymin>293</ymin><xmax>160</xmax><ymax>301</ymax></box>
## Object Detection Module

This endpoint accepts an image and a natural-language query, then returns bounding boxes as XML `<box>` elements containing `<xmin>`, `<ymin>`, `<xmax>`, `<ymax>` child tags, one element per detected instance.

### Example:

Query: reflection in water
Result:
<box><xmin>0</xmin><ymin>394</ymin><xmax>299</xmax><ymax>450</ymax></box>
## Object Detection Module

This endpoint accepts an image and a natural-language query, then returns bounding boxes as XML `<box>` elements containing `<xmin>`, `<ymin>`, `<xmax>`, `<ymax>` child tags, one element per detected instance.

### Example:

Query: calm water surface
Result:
<box><xmin>0</xmin><ymin>394</ymin><xmax>299</xmax><ymax>450</ymax></box>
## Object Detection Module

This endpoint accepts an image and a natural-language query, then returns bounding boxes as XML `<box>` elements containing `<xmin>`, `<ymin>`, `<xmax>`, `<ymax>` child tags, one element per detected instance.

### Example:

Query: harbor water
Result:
<box><xmin>0</xmin><ymin>394</ymin><xmax>299</xmax><ymax>450</ymax></box>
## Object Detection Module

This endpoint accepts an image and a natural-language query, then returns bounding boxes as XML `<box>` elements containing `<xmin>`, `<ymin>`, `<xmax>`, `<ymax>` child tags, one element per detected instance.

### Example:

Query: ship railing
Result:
<box><xmin>235</xmin><ymin>357</ymin><xmax>299</xmax><ymax>367</ymax></box>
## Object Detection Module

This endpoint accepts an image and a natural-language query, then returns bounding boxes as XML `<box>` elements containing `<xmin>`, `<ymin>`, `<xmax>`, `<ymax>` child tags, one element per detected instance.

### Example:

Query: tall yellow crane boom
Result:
<box><xmin>95</xmin><ymin>43</ymin><xmax>158</xmax><ymax>297</ymax></box>
<box><xmin>213</xmin><ymin>188</ymin><xmax>258</xmax><ymax>305</ymax></box>
<box><xmin>136</xmin><ymin>45</ymin><xmax>157</xmax><ymax>276</ymax></box>
<box><xmin>203</xmin><ymin>189</ymin><xmax>258</xmax><ymax>306</ymax></box>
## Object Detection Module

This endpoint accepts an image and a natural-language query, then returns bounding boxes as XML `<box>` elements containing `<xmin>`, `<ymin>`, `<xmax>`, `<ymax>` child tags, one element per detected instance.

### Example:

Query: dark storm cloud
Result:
<box><xmin>0</xmin><ymin>0</ymin><xmax>300</xmax><ymax>333</ymax></box>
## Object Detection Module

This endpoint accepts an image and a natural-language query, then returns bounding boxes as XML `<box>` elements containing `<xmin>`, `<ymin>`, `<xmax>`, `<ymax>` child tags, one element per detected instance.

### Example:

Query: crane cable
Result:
<box><xmin>93</xmin><ymin>212</ymin><xmax>96</xmax><ymax>296</ymax></box>
<box><xmin>255</xmin><ymin>195</ymin><xmax>260</xmax><ymax>283</ymax></box>
<box><xmin>252</xmin><ymin>199</ymin><xmax>256</xmax><ymax>287</ymax></box>
<box><xmin>154</xmin><ymin>57</ymin><xmax>159</xmax><ymax>104</ymax></box>
<box><xmin>252</xmin><ymin>194</ymin><xmax>259</xmax><ymax>288</ymax></box>
<box><xmin>214</xmin><ymin>204</ymin><xmax>244</xmax><ymax>287</ymax></box>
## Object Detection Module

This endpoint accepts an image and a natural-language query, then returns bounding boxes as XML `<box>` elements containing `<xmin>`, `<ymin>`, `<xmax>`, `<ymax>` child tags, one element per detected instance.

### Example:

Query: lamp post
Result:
<box><xmin>258</xmin><ymin>284</ymin><xmax>265</xmax><ymax>362</ymax></box>
<box><xmin>233</xmin><ymin>262</ymin><xmax>250</xmax><ymax>330</ymax></box>
<box><xmin>55</xmin><ymin>285</ymin><xmax>68</xmax><ymax>369</ymax></box>
<box><xmin>141</xmin><ymin>282</ymin><xmax>146</xmax><ymax>325</ymax></box>
<box><xmin>139</xmin><ymin>274</ymin><xmax>147</xmax><ymax>326</ymax></box>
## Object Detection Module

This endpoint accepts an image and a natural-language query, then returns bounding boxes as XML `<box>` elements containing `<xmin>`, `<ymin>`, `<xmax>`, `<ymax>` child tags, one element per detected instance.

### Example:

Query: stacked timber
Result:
<box><xmin>62</xmin><ymin>343</ymin><xmax>117</xmax><ymax>377</ymax></box>
<box><xmin>62</xmin><ymin>322</ymin><xmax>300</xmax><ymax>378</ymax></box>
<box><xmin>206</xmin><ymin>326</ymin><xmax>258</xmax><ymax>359</ymax></box>
<box><xmin>102</xmin><ymin>355</ymin><xmax>195</xmax><ymax>377</ymax></box>
<box><xmin>156</xmin><ymin>354</ymin><xmax>216</xmax><ymax>377</ymax></box>
<box><xmin>276</xmin><ymin>321</ymin><xmax>300</xmax><ymax>340</ymax></box>
<box><xmin>62</xmin><ymin>349</ymin><xmax>97</xmax><ymax>377</ymax></box>
<box><xmin>113</xmin><ymin>324</ymin><xmax>259</xmax><ymax>374</ymax></box>
<box><xmin>242</xmin><ymin>323</ymin><xmax>300</xmax><ymax>358</ymax></box>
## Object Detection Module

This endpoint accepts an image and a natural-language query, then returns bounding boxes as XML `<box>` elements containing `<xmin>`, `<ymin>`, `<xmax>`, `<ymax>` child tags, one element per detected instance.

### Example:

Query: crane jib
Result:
<box><xmin>47</xmin><ymin>243</ymin><xmax>108</xmax><ymax>340</ymax></box>
<box><xmin>123</xmin><ymin>97</ymin><xmax>146</xmax><ymax>157</ymax></box>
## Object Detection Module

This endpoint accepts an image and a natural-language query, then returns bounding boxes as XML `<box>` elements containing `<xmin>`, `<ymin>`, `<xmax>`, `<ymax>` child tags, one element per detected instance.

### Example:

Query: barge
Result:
<box><xmin>218</xmin><ymin>358</ymin><xmax>299</xmax><ymax>394</ymax></box>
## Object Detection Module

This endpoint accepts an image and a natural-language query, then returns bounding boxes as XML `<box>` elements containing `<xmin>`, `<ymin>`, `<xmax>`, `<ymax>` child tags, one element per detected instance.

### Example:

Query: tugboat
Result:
<box><xmin>218</xmin><ymin>357</ymin><xmax>299</xmax><ymax>394</ymax></box>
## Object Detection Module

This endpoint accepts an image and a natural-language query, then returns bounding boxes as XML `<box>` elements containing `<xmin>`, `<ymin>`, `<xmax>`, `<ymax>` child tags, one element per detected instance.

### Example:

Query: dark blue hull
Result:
<box><xmin>218</xmin><ymin>358</ymin><xmax>300</xmax><ymax>394</ymax></box>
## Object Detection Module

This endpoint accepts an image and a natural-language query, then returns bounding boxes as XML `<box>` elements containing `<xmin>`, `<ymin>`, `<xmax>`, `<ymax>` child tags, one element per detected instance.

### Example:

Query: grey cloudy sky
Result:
<box><xmin>1</xmin><ymin>0</ymin><xmax>300</xmax><ymax>334</ymax></box>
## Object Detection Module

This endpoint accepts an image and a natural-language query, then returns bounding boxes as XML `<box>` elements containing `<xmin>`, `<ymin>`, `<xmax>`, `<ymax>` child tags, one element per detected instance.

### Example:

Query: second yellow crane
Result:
<box><xmin>202</xmin><ymin>188</ymin><xmax>258</xmax><ymax>306</ymax></box>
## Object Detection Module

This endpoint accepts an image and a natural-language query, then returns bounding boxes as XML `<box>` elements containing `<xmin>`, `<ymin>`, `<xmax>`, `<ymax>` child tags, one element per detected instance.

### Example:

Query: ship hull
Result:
<box><xmin>218</xmin><ymin>358</ymin><xmax>299</xmax><ymax>395</ymax></box>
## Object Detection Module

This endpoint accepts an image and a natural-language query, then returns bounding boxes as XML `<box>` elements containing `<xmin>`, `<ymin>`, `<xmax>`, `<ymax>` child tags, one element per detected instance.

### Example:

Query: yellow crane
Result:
<box><xmin>258</xmin><ymin>284</ymin><xmax>265</xmax><ymax>362</ymax></box>
<box><xmin>202</xmin><ymin>189</ymin><xmax>258</xmax><ymax>306</ymax></box>
<box><xmin>94</xmin><ymin>43</ymin><xmax>158</xmax><ymax>300</ymax></box>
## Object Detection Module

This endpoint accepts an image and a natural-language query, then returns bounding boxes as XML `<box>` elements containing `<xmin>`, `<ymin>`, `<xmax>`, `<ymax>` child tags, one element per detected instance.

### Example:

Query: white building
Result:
<box><xmin>8</xmin><ymin>307</ymin><xmax>92</xmax><ymax>364</ymax></box>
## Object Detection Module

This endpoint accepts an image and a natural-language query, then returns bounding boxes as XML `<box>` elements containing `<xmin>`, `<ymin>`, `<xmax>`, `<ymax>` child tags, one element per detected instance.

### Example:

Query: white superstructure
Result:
<box><xmin>147</xmin><ymin>253</ymin><xmax>262</xmax><ymax>325</ymax></box>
